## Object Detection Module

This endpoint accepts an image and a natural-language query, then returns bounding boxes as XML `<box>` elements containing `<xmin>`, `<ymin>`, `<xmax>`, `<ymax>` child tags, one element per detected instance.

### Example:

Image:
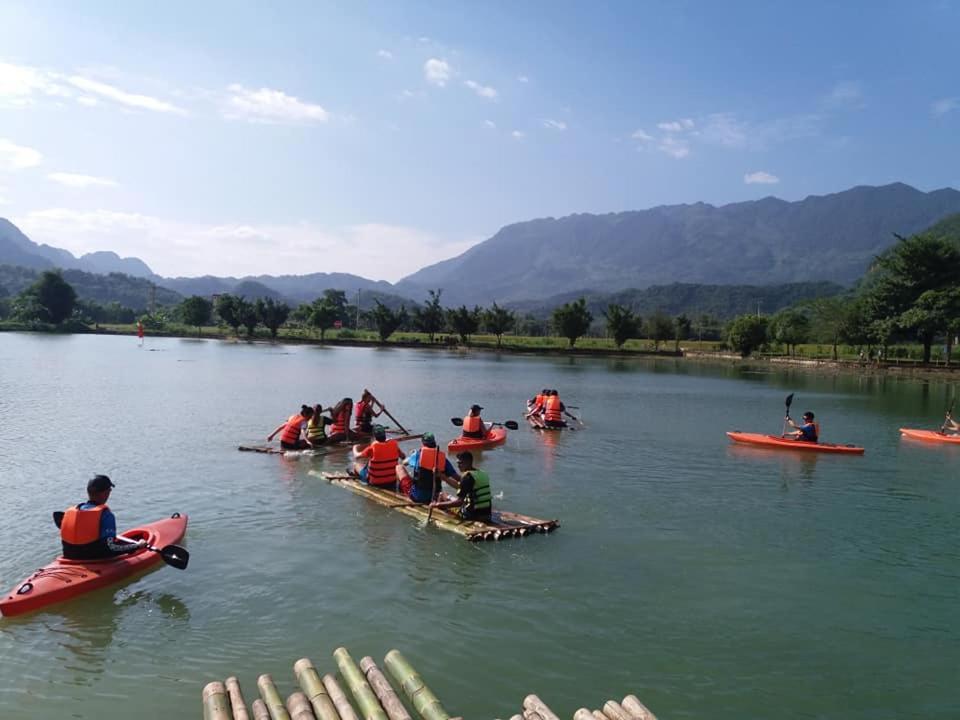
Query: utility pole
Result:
<box><xmin>356</xmin><ymin>289</ymin><xmax>361</xmax><ymax>329</ymax></box>
<box><xmin>149</xmin><ymin>283</ymin><xmax>156</xmax><ymax>313</ymax></box>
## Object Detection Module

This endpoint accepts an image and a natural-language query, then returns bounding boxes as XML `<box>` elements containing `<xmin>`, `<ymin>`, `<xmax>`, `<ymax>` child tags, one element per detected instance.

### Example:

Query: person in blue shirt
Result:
<box><xmin>398</xmin><ymin>433</ymin><xmax>460</xmax><ymax>504</ymax></box>
<box><xmin>786</xmin><ymin>411</ymin><xmax>819</xmax><ymax>443</ymax></box>
<box><xmin>60</xmin><ymin>475</ymin><xmax>146</xmax><ymax>560</ymax></box>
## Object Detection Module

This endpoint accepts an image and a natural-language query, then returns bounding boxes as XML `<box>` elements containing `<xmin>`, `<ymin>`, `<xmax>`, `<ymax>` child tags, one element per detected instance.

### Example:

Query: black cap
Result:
<box><xmin>470</xmin><ymin>404</ymin><xmax>483</xmax><ymax>412</ymax></box>
<box><xmin>456</xmin><ymin>451</ymin><xmax>474</xmax><ymax>464</ymax></box>
<box><xmin>87</xmin><ymin>474</ymin><xmax>115</xmax><ymax>493</ymax></box>
<box><xmin>802</xmin><ymin>411</ymin><xmax>815</xmax><ymax>420</ymax></box>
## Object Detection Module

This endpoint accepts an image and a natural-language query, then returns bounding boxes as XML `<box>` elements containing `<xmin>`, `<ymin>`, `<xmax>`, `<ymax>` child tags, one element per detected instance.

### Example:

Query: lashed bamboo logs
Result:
<box><xmin>359</xmin><ymin>656</ymin><xmax>411</xmax><ymax>720</ymax></box>
<box><xmin>203</xmin><ymin>681</ymin><xmax>231</xmax><ymax>720</ymax></box>
<box><xmin>521</xmin><ymin>711</ymin><xmax>543</xmax><ymax>720</ymax></box>
<box><xmin>591</xmin><ymin>711</ymin><xmax>607</xmax><ymax>720</ymax></box>
<box><xmin>323</xmin><ymin>673</ymin><xmax>360</xmax><ymax>720</ymax></box>
<box><xmin>621</xmin><ymin>696</ymin><xmax>657</xmax><ymax>720</ymax></box>
<box><xmin>294</xmin><ymin>658</ymin><xmax>342</xmax><ymax>720</ymax></box>
<box><xmin>602</xmin><ymin>701</ymin><xmax>631</xmax><ymax>720</ymax></box>
<box><xmin>508</xmin><ymin>715</ymin><xmax>523</xmax><ymax>720</ymax></box>
<box><xmin>522</xmin><ymin>695</ymin><xmax>559</xmax><ymax>720</ymax></box>
<box><xmin>226</xmin><ymin>676</ymin><xmax>251</xmax><ymax>720</ymax></box>
<box><xmin>287</xmin><ymin>692</ymin><xmax>318</xmax><ymax>720</ymax></box>
<box><xmin>333</xmin><ymin>647</ymin><xmax>388</xmax><ymax>720</ymax></box>
<box><xmin>383</xmin><ymin>649</ymin><xmax>450</xmax><ymax>720</ymax></box>
<box><xmin>258</xmin><ymin>674</ymin><xmax>292</xmax><ymax>720</ymax></box>
<box><xmin>573</xmin><ymin>710</ymin><xmax>594</xmax><ymax>720</ymax></box>
<box><xmin>253</xmin><ymin>699</ymin><xmax>271</xmax><ymax>720</ymax></box>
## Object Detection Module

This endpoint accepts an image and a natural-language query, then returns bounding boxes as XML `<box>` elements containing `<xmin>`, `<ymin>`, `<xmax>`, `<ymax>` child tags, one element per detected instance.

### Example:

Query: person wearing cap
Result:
<box><xmin>352</xmin><ymin>425</ymin><xmax>406</xmax><ymax>487</ymax></box>
<box><xmin>430</xmin><ymin>451</ymin><xmax>493</xmax><ymax>521</ymax></box>
<box><xmin>398</xmin><ymin>433</ymin><xmax>460</xmax><ymax>504</ymax></box>
<box><xmin>59</xmin><ymin>475</ymin><xmax>146</xmax><ymax>560</ymax></box>
<box><xmin>786</xmin><ymin>411</ymin><xmax>819</xmax><ymax>442</ymax></box>
<box><xmin>460</xmin><ymin>404</ymin><xmax>488</xmax><ymax>439</ymax></box>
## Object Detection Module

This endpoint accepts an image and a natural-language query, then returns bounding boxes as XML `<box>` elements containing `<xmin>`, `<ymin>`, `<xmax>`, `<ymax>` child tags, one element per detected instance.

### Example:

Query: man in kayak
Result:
<box><xmin>786</xmin><ymin>411</ymin><xmax>819</xmax><ymax>442</ymax></box>
<box><xmin>460</xmin><ymin>404</ymin><xmax>487</xmax><ymax>439</ymax></box>
<box><xmin>352</xmin><ymin>425</ymin><xmax>406</xmax><ymax>486</ymax></box>
<box><xmin>430</xmin><ymin>451</ymin><xmax>492</xmax><ymax>521</ymax></box>
<box><xmin>944</xmin><ymin>412</ymin><xmax>960</xmax><ymax>435</ymax></box>
<box><xmin>60</xmin><ymin>475</ymin><xmax>146</xmax><ymax>560</ymax></box>
<box><xmin>398</xmin><ymin>432</ymin><xmax>460</xmax><ymax>504</ymax></box>
<box><xmin>267</xmin><ymin>405</ymin><xmax>314</xmax><ymax>450</ymax></box>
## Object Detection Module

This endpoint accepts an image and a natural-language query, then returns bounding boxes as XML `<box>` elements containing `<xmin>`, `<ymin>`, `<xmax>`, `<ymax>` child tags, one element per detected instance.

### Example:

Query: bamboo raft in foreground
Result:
<box><xmin>201</xmin><ymin>647</ymin><xmax>657</xmax><ymax>720</ymax></box>
<box><xmin>238</xmin><ymin>434</ymin><xmax>424</xmax><ymax>456</ymax></box>
<box><xmin>313</xmin><ymin>472</ymin><xmax>559</xmax><ymax>541</ymax></box>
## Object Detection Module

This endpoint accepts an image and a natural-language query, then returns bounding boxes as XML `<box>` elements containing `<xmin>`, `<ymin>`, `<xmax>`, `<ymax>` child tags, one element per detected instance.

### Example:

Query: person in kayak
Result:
<box><xmin>542</xmin><ymin>389</ymin><xmax>568</xmax><ymax>429</ymax></box>
<box><xmin>943</xmin><ymin>412</ymin><xmax>960</xmax><ymax>435</ymax></box>
<box><xmin>328</xmin><ymin>398</ymin><xmax>353</xmax><ymax>442</ymax></box>
<box><xmin>268</xmin><ymin>405</ymin><xmax>314</xmax><ymax>450</ymax></box>
<box><xmin>786</xmin><ymin>411</ymin><xmax>819</xmax><ymax>442</ymax></box>
<box><xmin>398</xmin><ymin>432</ymin><xmax>460</xmax><ymax>504</ymax></box>
<box><xmin>306</xmin><ymin>404</ymin><xmax>334</xmax><ymax>448</ymax></box>
<box><xmin>430</xmin><ymin>451</ymin><xmax>493</xmax><ymax>521</ymax></box>
<box><xmin>354</xmin><ymin>390</ymin><xmax>383</xmax><ymax>435</ymax></box>
<box><xmin>60</xmin><ymin>475</ymin><xmax>146</xmax><ymax>560</ymax></box>
<box><xmin>352</xmin><ymin>425</ymin><xmax>406</xmax><ymax>486</ymax></box>
<box><xmin>461</xmin><ymin>404</ymin><xmax>487</xmax><ymax>439</ymax></box>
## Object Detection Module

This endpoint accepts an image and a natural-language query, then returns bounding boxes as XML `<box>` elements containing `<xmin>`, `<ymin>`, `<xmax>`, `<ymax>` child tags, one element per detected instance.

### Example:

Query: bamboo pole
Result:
<box><xmin>360</xmin><ymin>656</ymin><xmax>412</xmax><ymax>720</ymax></box>
<box><xmin>573</xmin><ymin>710</ymin><xmax>594</xmax><ymax>720</ymax></box>
<box><xmin>294</xmin><ymin>658</ymin><xmax>342</xmax><ymax>720</ymax></box>
<box><xmin>258</xmin><ymin>674</ymin><xmax>292</xmax><ymax>720</ymax></box>
<box><xmin>333</xmin><ymin>647</ymin><xmax>389</xmax><ymax>720</ymax></box>
<box><xmin>323</xmin><ymin>673</ymin><xmax>361</xmax><ymax>720</ymax></box>
<box><xmin>522</xmin><ymin>695</ymin><xmax>559</xmax><ymax>720</ymax></box>
<box><xmin>253</xmin><ymin>700</ymin><xmax>271</xmax><ymax>720</ymax></box>
<box><xmin>226</xmin><ymin>677</ymin><xmax>251</xmax><ymax>720</ymax></box>
<box><xmin>590</xmin><ymin>711</ymin><xmax>606</xmax><ymax>720</ymax></box>
<box><xmin>602</xmin><ymin>701</ymin><xmax>631</xmax><ymax>720</ymax></box>
<box><xmin>287</xmin><ymin>692</ymin><xmax>318</xmax><ymax>720</ymax></box>
<box><xmin>508</xmin><ymin>715</ymin><xmax>523</xmax><ymax>720</ymax></box>
<box><xmin>364</xmin><ymin>389</ymin><xmax>408</xmax><ymax>434</ymax></box>
<box><xmin>383</xmin><ymin>649</ymin><xmax>450</xmax><ymax>720</ymax></box>
<box><xmin>203</xmin><ymin>681</ymin><xmax>232</xmax><ymax>720</ymax></box>
<box><xmin>621</xmin><ymin>696</ymin><xmax>657</xmax><ymax>720</ymax></box>
<box><xmin>521</xmin><ymin>711</ymin><xmax>543</xmax><ymax>720</ymax></box>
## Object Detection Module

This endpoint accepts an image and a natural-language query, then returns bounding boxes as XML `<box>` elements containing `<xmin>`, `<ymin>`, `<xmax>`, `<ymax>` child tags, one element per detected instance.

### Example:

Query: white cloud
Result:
<box><xmin>932</xmin><ymin>97</ymin><xmax>958</xmax><ymax>117</ymax></box>
<box><xmin>517</xmin><ymin>75</ymin><xmax>529</xmax><ymax>83</ymax></box>
<box><xmin>744</xmin><ymin>171</ymin><xmax>780</xmax><ymax>185</ymax></box>
<box><xmin>14</xmin><ymin>208</ymin><xmax>476</xmax><ymax>282</ymax></box>
<box><xmin>424</xmin><ymin>58</ymin><xmax>453</xmax><ymax>87</ymax></box>
<box><xmin>699</xmin><ymin>113</ymin><xmax>748</xmax><ymax>148</ymax></box>
<box><xmin>511</xmin><ymin>130</ymin><xmax>525</xmax><ymax>139</ymax></box>
<box><xmin>0</xmin><ymin>138</ymin><xmax>43</xmax><ymax>170</ymax></box>
<box><xmin>0</xmin><ymin>62</ymin><xmax>47</xmax><ymax>101</ymax></box>
<box><xmin>542</xmin><ymin>119</ymin><xmax>567</xmax><ymax>131</ymax></box>
<box><xmin>48</xmin><ymin>172</ymin><xmax>118</xmax><ymax>188</ymax></box>
<box><xmin>657</xmin><ymin>118</ymin><xmax>695</xmax><ymax>132</ymax></box>
<box><xmin>464</xmin><ymin>79</ymin><xmax>497</xmax><ymax>99</ymax></box>
<box><xmin>631</xmin><ymin>128</ymin><xmax>653</xmax><ymax>141</ymax></box>
<box><xmin>77</xmin><ymin>96</ymin><xmax>99</xmax><ymax>107</ymax></box>
<box><xmin>657</xmin><ymin>136</ymin><xmax>690</xmax><ymax>158</ymax></box>
<box><xmin>0</xmin><ymin>185</ymin><xmax>8</xmax><ymax>205</ymax></box>
<box><xmin>377</xmin><ymin>49</ymin><xmax>394</xmax><ymax>60</ymax></box>
<box><xmin>224</xmin><ymin>84</ymin><xmax>329</xmax><ymax>124</ymax></box>
<box><xmin>67</xmin><ymin>75</ymin><xmax>187</xmax><ymax>115</ymax></box>
<box><xmin>484</xmin><ymin>120</ymin><xmax>496</xmax><ymax>129</ymax></box>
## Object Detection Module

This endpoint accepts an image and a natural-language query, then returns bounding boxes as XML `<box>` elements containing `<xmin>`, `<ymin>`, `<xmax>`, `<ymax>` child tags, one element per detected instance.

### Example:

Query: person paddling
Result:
<box><xmin>306</xmin><ymin>404</ymin><xmax>334</xmax><ymax>448</ymax></box>
<box><xmin>943</xmin><ymin>412</ymin><xmax>960</xmax><ymax>435</ymax></box>
<box><xmin>60</xmin><ymin>475</ymin><xmax>146</xmax><ymax>560</ymax></box>
<box><xmin>460</xmin><ymin>404</ymin><xmax>487</xmax><ymax>439</ymax></box>
<box><xmin>786</xmin><ymin>411</ymin><xmax>819</xmax><ymax>442</ymax></box>
<box><xmin>430</xmin><ymin>451</ymin><xmax>493</xmax><ymax>521</ymax></box>
<box><xmin>542</xmin><ymin>389</ymin><xmax>568</xmax><ymax>429</ymax></box>
<box><xmin>354</xmin><ymin>390</ymin><xmax>383</xmax><ymax>436</ymax></box>
<box><xmin>328</xmin><ymin>398</ymin><xmax>353</xmax><ymax>443</ymax></box>
<box><xmin>268</xmin><ymin>405</ymin><xmax>314</xmax><ymax>450</ymax></box>
<box><xmin>398</xmin><ymin>432</ymin><xmax>460</xmax><ymax>504</ymax></box>
<box><xmin>353</xmin><ymin>425</ymin><xmax>406</xmax><ymax>486</ymax></box>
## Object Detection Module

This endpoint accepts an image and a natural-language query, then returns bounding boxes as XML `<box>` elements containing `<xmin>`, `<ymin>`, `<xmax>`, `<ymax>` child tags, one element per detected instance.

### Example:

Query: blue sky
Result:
<box><xmin>1</xmin><ymin>0</ymin><xmax>958</xmax><ymax>280</ymax></box>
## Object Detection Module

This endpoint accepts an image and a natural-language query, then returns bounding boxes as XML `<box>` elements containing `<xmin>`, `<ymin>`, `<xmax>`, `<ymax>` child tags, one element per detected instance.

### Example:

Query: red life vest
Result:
<box><xmin>61</xmin><ymin>504</ymin><xmax>107</xmax><ymax>545</ymax></box>
<box><xmin>366</xmin><ymin>439</ymin><xmax>400</xmax><ymax>486</ymax></box>
<box><xmin>331</xmin><ymin>407</ymin><xmax>350</xmax><ymax>435</ymax></box>
<box><xmin>280</xmin><ymin>414</ymin><xmax>305</xmax><ymax>445</ymax></box>
<box><xmin>545</xmin><ymin>396</ymin><xmax>563</xmax><ymax>423</ymax></box>
<box><xmin>462</xmin><ymin>414</ymin><xmax>482</xmax><ymax>434</ymax></box>
<box><xmin>533</xmin><ymin>394</ymin><xmax>545</xmax><ymax>412</ymax></box>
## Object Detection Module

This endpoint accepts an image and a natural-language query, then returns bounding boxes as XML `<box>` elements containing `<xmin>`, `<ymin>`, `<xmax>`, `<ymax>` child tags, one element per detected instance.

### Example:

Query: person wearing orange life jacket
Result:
<box><xmin>354</xmin><ymin>390</ymin><xmax>383</xmax><ymax>435</ymax></box>
<box><xmin>543</xmin><ymin>389</ymin><xmax>568</xmax><ymax>429</ymax></box>
<box><xmin>60</xmin><ymin>475</ymin><xmax>146</xmax><ymax>560</ymax></box>
<box><xmin>328</xmin><ymin>398</ymin><xmax>354</xmax><ymax>442</ymax></box>
<box><xmin>786</xmin><ymin>411</ymin><xmax>819</xmax><ymax>443</ymax></box>
<box><xmin>268</xmin><ymin>405</ymin><xmax>314</xmax><ymax>450</ymax></box>
<box><xmin>461</xmin><ymin>404</ymin><xmax>487</xmax><ymax>439</ymax></box>
<box><xmin>352</xmin><ymin>425</ymin><xmax>406</xmax><ymax>486</ymax></box>
<box><xmin>397</xmin><ymin>433</ymin><xmax>460</xmax><ymax>504</ymax></box>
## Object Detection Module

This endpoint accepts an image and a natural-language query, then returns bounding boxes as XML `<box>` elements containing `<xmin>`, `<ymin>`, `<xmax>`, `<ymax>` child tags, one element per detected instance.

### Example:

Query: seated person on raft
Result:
<box><xmin>431</xmin><ymin>451</ymin><xmax>493</xmax><ymax>521</ymax></box>
<box><xmin>461</xmin><ymin>404</ymin><xmax>487</xmax><ymax>439</ymax></box>
<box><xmin>327</xmin><ymin>398</ymin><xmax>354</xmax><ymax>442</ymax></box>
<box><xmin>353</xmin><ymin>425</ymin><xmax>406</xmax><ymax>486</ymax></box>
<box><xmin>541</xmin><ymin>389</ymin><xmax>568</xmax><ymax>428</ymax></box>
<box><xmin>268</xmin><ymin>405</ymin><xmax>314</xmax><ymax>450</ymax></box>
<box><xmin>354</xmin><ymin>390</ymin><xmax>383</xmax><ymax>435</ymax></box>
<box><xmin>786</xmin><ymin>411</ymin><xmax>819</xmax><ymax>442</ymax></box>
<box><xmin>60</xmin><ymin>475</ymin><xmax>147</xmax><ymax>560</ymax></box>
<box><xmin>398</xmin><ymin>433</ymin><xmax>460</xmax><ymax>504</ymax></box>
<box><xmin>305</xmin><ymin>403</ymin><xmax>334</xmax><ymax>448</ymax></box>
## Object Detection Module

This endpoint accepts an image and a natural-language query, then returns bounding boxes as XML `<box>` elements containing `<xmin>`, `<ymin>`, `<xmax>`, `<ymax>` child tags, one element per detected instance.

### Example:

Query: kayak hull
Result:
<box><xmin>448</xmin><ymin>425</ymin><xmax>508</xmax><ymax>452</ymax></box>
<box><xmin>726</xmin><ymin>432</ymin><xmax>864</xmax><ymax>455</ymax></box>
<box><xmin>0</xmin><ymin>513</ymin><xmax>188</xmax><ymax>617</ymax></box>
<box><xmin>899</xmin><ymin>428</ymin><xmax>960</xmax><ymax>445</ymax></box>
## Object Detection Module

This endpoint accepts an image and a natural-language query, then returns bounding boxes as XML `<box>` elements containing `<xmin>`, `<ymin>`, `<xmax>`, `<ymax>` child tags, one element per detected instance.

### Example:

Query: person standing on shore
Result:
<box><xmin>137</xmin><ymin>320</ymin><xmax>144</xmax><ymax>346</ymax></box>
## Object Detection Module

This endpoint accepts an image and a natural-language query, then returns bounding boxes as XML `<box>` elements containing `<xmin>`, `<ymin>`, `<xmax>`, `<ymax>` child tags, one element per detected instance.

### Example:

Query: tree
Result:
<box><xmin>446</xmin><ymin>305</ymin><xmax>481</xmax><ymax>344</ymax></box>
<box><xmin>179</xmin><ymin>295</ymin><xmax>212</xmax><ymax>336</ymax></box>
<box><xmin>602</xmin><ymin>304</ymin><xmax>639</xmax><ymax>349</ymax></box>
<box><xmin>309</xmin><ymin>297</ymin><xmax>338</xmax><ymax>341</ymax></box>
<box><xmin>769</xmin><ymin>308</ymin><xmax>810</xmax><ymax>356</ymax></box>
<box><xmin>552</xmin><ymin>297</ymin><xmax>593</xmax><ymax>348</ymax></box>
<box><xmin>727</xmin><ymin>314</ymin><xmax>768</xmax><ymax>357</ymax></box>
<box><xmin>646</xmin><ymin>311</ymin><xmax>674</xmax><ymax>351</ymax></box>
<box><xmin>413</xmin><ymin>289</ymin><xmax>445</xmax><ymax>342</ymax></box>
<box><xmin>900</xmin><ymin>287</ymin><xmax>960</xmax><ymax>364</ymax></box>
<box><xmin>256</xmin><ymin>297</ymin><xmax>290</xmax><ymax>339</ymax></box>
<box><xmin>482</xmin><ymin>302</ymin><xmax>516</xmax><ymax>348</ymax></box>
<box><xmin>238</xmin><ymin>297</ymin><xmax>259</xmax><ymax>337</ymax></box>
<box><xmin>16</xmin><ymin>271</ymin><xmax>77</xmax><ymax>324</ymax></box>
<box><xmin>215</xmin><ymin>294</ymin><xmax>242</xmax><ymax>336</ymax></box>
<box><xmin>674</xmin><ymin>313</ymin><xmax>692</xmax><ymax>352</ymax></box>
<box><xmin>368</xmin><ymin>300</ymin><xmax>408</xmax><ymax>342</ymax></box>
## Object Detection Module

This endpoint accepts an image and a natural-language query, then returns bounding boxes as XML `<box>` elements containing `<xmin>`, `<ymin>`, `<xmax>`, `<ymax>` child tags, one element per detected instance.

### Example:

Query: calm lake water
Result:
<box><xmin>0</xmin><ymin>333</ymin><xmax>957</xmax><ymax>719</ymax></box>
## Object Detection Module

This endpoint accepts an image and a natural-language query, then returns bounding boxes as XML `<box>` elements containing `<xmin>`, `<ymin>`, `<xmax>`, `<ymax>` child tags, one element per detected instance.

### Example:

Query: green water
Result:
<box><xmin>0</xmin><ymin>333</ymin><xmax>957</xmax><ymax>719</ymax></box>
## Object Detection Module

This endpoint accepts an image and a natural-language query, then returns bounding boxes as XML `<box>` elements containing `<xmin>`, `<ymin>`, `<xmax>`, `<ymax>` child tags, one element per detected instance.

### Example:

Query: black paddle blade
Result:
<box><xmin>785</xmin><ymin>393</ymin><xmax>795</xmax><ymax>414</ymax></box>
<box><xmin>53</xmin><ymin>511</ymin><xmax>64</xmax><ymax>528</ymax></box>
<box><xmin>450</xmin><ymin>417</ymin><xmax>464</xmax><ymax>426</ymax></box>
<box><xmin>159</xmin><ymin>544</ymin><xmax>189</xmax><ymax>570</ymax></box>
<box><xmin>503</xmin><ymin>420</ymin><xmax>519</xmax><ymax>430</ymax></box>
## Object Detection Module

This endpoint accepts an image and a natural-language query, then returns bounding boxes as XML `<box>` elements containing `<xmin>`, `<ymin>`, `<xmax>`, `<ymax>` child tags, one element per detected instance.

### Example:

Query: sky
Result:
<box><xmin>1</xmin><ymin>0</ymin><xmax>958</xmax><ymax>281</ymax></box>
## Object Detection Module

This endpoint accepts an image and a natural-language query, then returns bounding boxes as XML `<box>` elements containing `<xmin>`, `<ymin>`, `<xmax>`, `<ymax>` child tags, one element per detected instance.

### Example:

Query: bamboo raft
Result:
<box><xmin>313</xmin><ymin>472</ymin><xmax>559</xmax><ymax>541</ymax></box>
<box><xmin>239</xmin><ymin>434</ymin><xmax>424</xmax><ymax>456</ymax></box>
<box><xmin>201</xmin><ymin>647</ymin><xmax>657</xmax><ymax>720</ymax></box>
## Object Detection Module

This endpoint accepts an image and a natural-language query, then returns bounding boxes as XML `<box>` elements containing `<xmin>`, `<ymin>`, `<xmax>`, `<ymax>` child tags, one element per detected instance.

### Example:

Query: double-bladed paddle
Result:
<box><xmin>941</xmin><ymin>396</ymin><xmax>956</xmax><ymax>434</ymax></box>
<box><xmin>52</xmin><ymin>511</ymin><xmax>190</xmax><ymax>570</ymax></box>
<box><xmin>781</xmin><ymin>393</ymin><xmax>795</xmax><ymax>437</ymax></box>
<box><xmin>450</xmin><ymin>418</ymin><xmax>520</xmax><ymax>430</ymax></box>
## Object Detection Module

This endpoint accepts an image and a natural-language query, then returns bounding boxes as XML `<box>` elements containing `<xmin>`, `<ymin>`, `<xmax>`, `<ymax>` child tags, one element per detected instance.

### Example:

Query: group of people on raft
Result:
<box><xmin>525</xmin><ymin>389</ymin><xmax>569</xmax><ymax>429</ymax></box>
<box><xmin>267</xmin><ymin>390</ymin><xmax>385</xmax><ymax>450</ymax></box>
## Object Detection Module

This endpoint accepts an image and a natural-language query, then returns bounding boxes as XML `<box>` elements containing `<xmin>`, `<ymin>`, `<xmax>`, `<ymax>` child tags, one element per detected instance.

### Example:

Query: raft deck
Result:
<box><xmin>239</xmin><ymin>433</ymin><xmax>423</xmax><ymax>455</ymax></box>
<box><xmin>315</xmin><ymin>471</ymin><xmax>559</xmax><ymax>541</ymax></box>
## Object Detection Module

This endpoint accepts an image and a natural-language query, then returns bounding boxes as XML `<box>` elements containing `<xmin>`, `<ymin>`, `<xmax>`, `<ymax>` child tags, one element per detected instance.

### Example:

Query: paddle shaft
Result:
<box><xmin>942</xmin><ymin>397</ymin><xmax>957</xmax><ymax>433</ymax></box>
<box><xmin>364</xmin><ymin>388</ymin><xmax>408</xmax><ymax>434</ymax></box>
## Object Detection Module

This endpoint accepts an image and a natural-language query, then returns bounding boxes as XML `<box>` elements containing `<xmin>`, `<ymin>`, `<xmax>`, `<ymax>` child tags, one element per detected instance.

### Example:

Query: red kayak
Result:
<box><xmin>448</xmin><ymin>425</ymin><xmax>508</xmax><ymax>452</ymax></box>
<box><xmin>899</xmin><ymin>428</ymin><xmax>960</xmax><ymax>445</ymax></box>
<box><xmin>0</xmin><ymin>513</ymin><xmax>188</xmax><ymax>617</ymax></box>
<box><xmin>726</xmin><ymin>431</ymin><xmax>865</xmax><ymax>455</ymax></box>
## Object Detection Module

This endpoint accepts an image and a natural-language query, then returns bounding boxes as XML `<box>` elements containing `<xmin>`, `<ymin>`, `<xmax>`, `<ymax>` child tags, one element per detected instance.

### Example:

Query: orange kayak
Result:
<box><xmin>448</xmin><ymin>425</ymin><xmax>508</xmax><ymax>452</ymax></box>
<box><xmin>0</xmin><ymin>513</ymin><xmax>188</xmax><ymax>617</ymax></box>
<box><xmin>726</xmin><ymin>431</ymin><xmax>865</xmax><ymax>455</ymax></box>
<box><xmin>899</xmin><ymin>428</ymin><xmax>960</xmax><ymax>445</ymax></box>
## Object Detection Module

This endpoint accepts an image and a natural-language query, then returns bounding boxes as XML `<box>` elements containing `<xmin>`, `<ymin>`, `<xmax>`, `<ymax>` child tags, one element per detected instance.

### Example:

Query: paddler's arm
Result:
<box><xmin>267</xmin><ymin>422</ymin><xmax>287</xmax><ymax>441</ymax></box>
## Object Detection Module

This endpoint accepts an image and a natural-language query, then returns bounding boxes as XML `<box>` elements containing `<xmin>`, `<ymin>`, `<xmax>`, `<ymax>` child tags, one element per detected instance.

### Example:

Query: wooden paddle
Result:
<box><xmin>364</xmin><ymin>388</ymin><xmax>408</xmax><ymax>434</ymax></box>
<box><xmin>52</xmin><ymin>511</ymin><xmax>189</xmax><ymax>570</ymax></box>
<box><xmin>781</xmin><ymin>393</ymin><xmax>795</xmax><ymax>437</ymax></box>
<box><xmin>450</xmin><ymin>418</ymin><xmax>520</xmax><ymax>430</ymax></box>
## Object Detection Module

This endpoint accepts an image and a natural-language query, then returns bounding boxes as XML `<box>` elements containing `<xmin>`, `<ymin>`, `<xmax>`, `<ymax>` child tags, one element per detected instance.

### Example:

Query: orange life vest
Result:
<box><xmin>462</xmin><ymin>414</ymin><xmax>482</xmax><ymax>434</ymax></box>
<box><xmin>61</xmin><ymin>504</ymin><xmax>107</xmax><ymax>545</ymax></box>
<box><xmin>331</xmin><ymin>407</ymin><xmax>350</xmax><ymax>435</ymax></box>
<box><xmin>533</xmin><ymin>394</ymin><xmax>545</xmax><ymax>412</ymax></box>
<box><xmin>544</xmin><ymin>396</ymin><xmax>563</xmax><ymax>423</ymax></box>
<box><xmin>417</xmin><ymin>447</ymin><xmax>446</xmax><ymax>477</ymax></box>
<box><xmin>366</xmin><ymin>439</ymin><xmax>400</xmax><ymax>486</ymax></box>
<box><xmin>280</xmin><ymin>414</ymin><xmax>305</xmax><ymax>445</ymax></box>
